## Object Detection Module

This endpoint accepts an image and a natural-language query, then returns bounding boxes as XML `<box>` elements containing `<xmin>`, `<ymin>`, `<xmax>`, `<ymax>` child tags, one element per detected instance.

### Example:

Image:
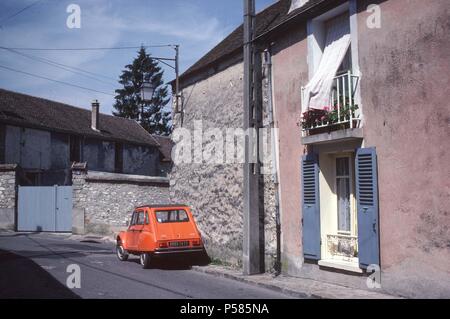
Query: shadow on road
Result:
<box><xmin>0</xmin><ymin>231</ymin><xmax>43</xmax><ymax>238</ymax></box>
<box><xmin>128</xmin><ymin>252</ymin><xmax>211</xmax><ymax>270</ymax></box>
<box><xmin>0</xmin><ymin>249</ymin><xmax>80</xmax><ymax>299</ymax></box>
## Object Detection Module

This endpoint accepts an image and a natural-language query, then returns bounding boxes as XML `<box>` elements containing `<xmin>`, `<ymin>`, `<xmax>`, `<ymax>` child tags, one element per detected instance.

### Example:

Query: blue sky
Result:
<box><xmin>0</xmin><ymin>0</ymin><xmax>275</xmax><ymax>114</ymax></box>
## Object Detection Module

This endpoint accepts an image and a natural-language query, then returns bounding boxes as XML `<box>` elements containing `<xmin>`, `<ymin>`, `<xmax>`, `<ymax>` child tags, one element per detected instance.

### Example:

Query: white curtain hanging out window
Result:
<box><xmin>302</xmin><ymin>14</ymin><xmax>351</xmax><ymax>112</ymax></box>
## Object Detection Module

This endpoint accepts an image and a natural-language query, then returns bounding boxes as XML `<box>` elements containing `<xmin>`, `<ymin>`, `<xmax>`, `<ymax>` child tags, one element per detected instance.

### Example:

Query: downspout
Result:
<box><xmin>263</xmin><ymin>47</ymin><xmax>282</xmax><ymax>276</ymax></box>
<box><xmin>243</xmin><ymin>0</ymin><xmax>263</xmax><ymax>275</ymax></box>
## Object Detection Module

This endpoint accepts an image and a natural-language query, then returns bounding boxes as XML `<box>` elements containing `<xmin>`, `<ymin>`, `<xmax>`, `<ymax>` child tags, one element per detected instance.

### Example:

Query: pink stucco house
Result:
<box><xmin>170</xmin><ymin>0</ymin><xmax>450</xmax><ymax>298</ymax></box>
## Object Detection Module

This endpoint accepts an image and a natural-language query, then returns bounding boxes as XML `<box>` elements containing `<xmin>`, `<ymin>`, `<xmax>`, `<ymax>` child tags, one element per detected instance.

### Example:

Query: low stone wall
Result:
<box><xmin>0</xmin><ymin>164</ymin><xmax>17</xmax><ymax>230</ymax></box>
<box><xmin>72</xmin><ymin>164</ymin><xmax>170</xmax><ymax>235</ymax></box>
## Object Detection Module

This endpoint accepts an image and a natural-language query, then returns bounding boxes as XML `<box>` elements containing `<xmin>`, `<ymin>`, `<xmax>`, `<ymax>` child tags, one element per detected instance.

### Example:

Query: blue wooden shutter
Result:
<box><xmin>355</xmin><ymin>148</ymin><xmax>380</xmax><ymax>269</ymax></box>
<box><xmin>301</xmin><ymin>154</ymin><xmax>321</xmax><ymax>260</ymax></box>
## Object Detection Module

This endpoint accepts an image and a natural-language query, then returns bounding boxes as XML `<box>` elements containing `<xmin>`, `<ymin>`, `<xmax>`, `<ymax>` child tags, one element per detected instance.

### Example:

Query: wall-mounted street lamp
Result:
<box><xmin>141</xmin><ymin>81</ymin><xmax>156</xmax><ymax>102</ymax></box>
<box><xmin>140</xmin><ymin>80</ymin><xmax>156</xmax><ymax>122</ymax></box>
<box><xmin>140</xmin><ymin>45</ymin><xmax>181</xmax><ymax>115</ymax></box>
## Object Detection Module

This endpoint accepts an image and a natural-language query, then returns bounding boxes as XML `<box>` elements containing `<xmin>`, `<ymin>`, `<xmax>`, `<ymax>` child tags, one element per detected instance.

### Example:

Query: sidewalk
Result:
<box><xmin>0</xmin><ymin>230</ymin><xmax>116</xmax><ymax>244</ymax></box>
<box><xmin>66</xmin><ymin>233</ymin><xmax>116</xmax><ymax>244</ymax></box>
<box><xmin>192</xmin><ymin>264</ymin><xmax>402</xmax><ymax>299</ymax></box>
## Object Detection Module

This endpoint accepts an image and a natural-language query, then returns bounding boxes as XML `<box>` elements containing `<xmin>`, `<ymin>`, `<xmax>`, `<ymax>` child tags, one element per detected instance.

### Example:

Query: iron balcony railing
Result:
<box><xmin>301</xmin><ymin>71</ymin><xmax>360</xmax><ymax>135</ymax></box>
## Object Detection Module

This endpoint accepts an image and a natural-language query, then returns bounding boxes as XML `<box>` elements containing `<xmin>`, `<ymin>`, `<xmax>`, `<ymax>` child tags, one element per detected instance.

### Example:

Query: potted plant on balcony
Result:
<box><xmin>300</xmin><ymin>108</ymin><xmax>328</xmax><ymax>130</ymax></box>
<box><xmin>301</xmin><ymin>101</ymin><xmax>359</xmax><ymax>134</ymax></box>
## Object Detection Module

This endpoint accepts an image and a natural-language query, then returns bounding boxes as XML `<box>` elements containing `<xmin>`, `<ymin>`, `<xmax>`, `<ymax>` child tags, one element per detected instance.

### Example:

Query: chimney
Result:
<box><xmin>91</xmin><ymin>99</ymin><xmax>100</xmax><ymax>131</ymax></box>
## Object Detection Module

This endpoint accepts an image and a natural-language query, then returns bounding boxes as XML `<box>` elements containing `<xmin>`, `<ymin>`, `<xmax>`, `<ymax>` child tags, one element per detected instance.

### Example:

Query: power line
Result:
<box><xmin>0</xmin><ymin>0</ymin><xmax>43</xmax><ymax>27</ymax></box>
<box><xmin>2</xmin><ymin>45</ymin><xmax>177</xmax><ymax>51</ymax></box>
<box><xmin>0</xmin><ymin>46</ymin><xmax>118</xmax><ymax>85</ymax></box>
<box><xmin>0</xmin><ymin>64</ymin><xmax>115</xmax><ymax>96</ymax></box>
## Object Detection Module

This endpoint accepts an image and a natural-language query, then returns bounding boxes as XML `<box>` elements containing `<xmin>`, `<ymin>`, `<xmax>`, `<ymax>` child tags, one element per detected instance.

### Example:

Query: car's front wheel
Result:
<box><xmin>116</xmin><ymin>243</ymin><xmax>129</xmax><ymax>261</ymax></box>
<box><xmin>140</xmin><ymin>252</ymin><xmax>152</xmax><ymax>269</ymax></box>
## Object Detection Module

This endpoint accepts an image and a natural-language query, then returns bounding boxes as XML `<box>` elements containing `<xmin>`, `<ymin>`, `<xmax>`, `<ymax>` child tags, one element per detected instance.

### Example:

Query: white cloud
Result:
<box><xmin>0</xmin><ymin>0</ymin><xmax>231</xmax><ymax>114</ymax></box>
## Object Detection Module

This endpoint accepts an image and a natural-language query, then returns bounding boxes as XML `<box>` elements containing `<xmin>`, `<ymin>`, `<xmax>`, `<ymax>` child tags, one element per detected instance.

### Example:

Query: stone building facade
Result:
<box><xmin>170</xmin><ymin>61</ymin><xmax>277</xmax><ymax>269</ymax></box>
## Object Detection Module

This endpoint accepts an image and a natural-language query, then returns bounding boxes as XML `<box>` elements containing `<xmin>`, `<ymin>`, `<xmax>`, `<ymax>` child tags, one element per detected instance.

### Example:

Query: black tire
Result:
<box><xmin>140</xmin><ymin>252</ymin><xmax>152</xmax><ymax>269</ymax></box>
<box><xmin>116</xmin><ymin>243</ymin><xmax>129</xmax><ymax>261</ymax></box>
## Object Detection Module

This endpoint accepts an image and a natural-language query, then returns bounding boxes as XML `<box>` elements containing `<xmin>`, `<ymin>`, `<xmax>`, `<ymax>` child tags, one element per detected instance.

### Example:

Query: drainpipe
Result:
<box><xmin>263</xmin><ymin>47</ymin><xmax>282</xmax><ymax>276</ymax></box>
<box><xmin>243</xmin><ymin>0</ymin><xmax>264</xmax><ymax>275</ymax></box>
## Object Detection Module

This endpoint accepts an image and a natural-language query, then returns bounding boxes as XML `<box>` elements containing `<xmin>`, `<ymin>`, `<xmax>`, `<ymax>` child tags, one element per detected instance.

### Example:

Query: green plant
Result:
<box><xmin>329</xmin><ymin>98</ymin><xmax>359</xmax><ymax>123</ymax></box>
<box><xmin>301</xmin><ymin>99</ymin><xmax>358</xmax><ymax>130</ymax></box>
<box><xmin>113</xmin><ymin>46</ymin><xmax>171</xmax><ymax>135</ymax></box>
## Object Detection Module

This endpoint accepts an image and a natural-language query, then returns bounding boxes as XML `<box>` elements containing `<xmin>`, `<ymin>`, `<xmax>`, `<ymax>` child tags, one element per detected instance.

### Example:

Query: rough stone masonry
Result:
<box><xmin>72</xmin><ymin>164</ymin><xmax>170</xmax><ymax>235</ymax></box>
<box><xmin>170</xmin><ymin>61</ymin><xmax>277</xmax><ymax>270</ymax></box>
<box><xmin>0</xmin><ymin>164</ymin><xmax>17</xmax><ymax>230</ymax></box>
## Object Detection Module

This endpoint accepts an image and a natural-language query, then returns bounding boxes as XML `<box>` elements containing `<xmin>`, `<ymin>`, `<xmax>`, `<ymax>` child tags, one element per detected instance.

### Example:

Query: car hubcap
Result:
<box><xmin>117</xmin><ymin>246</ymin><xmax>123</xmax><ymax>258</ymax></box>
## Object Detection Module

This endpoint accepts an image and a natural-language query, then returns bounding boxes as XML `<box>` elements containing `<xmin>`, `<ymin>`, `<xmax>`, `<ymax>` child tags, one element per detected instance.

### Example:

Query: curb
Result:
<box><xmin>192</xmin><ymin>266</ymin><xmax>317</xmax><ymax>299</ymax></box>
<box><xmin>192</xmin><ymin>265</ymin><xmax>401</xmax><ymax>299</ymax></box>
<box><xmin>68</xmin><ymin>234</ymin><xmax>116</xmax><ymax>244</ymax></box>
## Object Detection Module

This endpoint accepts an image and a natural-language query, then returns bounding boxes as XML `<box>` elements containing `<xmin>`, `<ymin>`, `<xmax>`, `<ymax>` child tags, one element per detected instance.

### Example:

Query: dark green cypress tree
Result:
<box><xmin>113</xmin><ymin>47</ymin><xmax>171</xmax><ymax>135</ymax></box>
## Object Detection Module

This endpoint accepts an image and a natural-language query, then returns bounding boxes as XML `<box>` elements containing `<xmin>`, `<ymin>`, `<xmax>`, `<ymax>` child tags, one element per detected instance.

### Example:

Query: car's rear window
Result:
<box><xmin>155</xmin><ymin>210</ymin><xmax>189</xmax><ymax>223</ymax></box>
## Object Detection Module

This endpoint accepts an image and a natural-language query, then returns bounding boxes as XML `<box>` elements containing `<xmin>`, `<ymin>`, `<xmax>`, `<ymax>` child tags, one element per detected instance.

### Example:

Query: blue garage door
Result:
<box><xmin>17</xmin><ymin>186</ymin><xmax>72</xmax><ymax>232</ymax></box>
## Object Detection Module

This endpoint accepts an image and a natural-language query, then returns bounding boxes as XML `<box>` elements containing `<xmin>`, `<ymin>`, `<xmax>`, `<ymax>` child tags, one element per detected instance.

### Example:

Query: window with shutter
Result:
<box><xmin>301</xmin><ymin>154</ymin><xmax>321</xmax><ymax>260</ymax></box>
<box><xmin>355</xmin><ymin>147</ymin><xmax>380</xmax><ymax>269</ymax></box>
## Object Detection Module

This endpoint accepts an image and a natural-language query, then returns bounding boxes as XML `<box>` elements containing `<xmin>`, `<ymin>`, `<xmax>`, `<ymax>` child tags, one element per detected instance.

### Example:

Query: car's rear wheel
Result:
<box><xmin>116</xmin><ymin>243</ymin><xmax>129</xmax><ymax>261</ymax></box>
<box><xmin>140</xmin><ymin>252</ymin><xmax>152</xmax><ymax>269</ymax></box>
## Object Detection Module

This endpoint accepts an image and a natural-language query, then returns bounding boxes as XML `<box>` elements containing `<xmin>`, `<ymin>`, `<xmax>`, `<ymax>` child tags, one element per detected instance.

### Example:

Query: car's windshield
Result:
<box><xmin>155</xmin><ymin>210</ymin><xmax>189</xmax><ymax>223</ymax></box>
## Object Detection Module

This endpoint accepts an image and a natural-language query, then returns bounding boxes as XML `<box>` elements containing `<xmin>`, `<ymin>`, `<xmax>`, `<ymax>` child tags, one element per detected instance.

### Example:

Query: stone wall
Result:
<box><xmin>170</xmin><ymin>61</ymin><xmax>277</xmax><ymax>270</ymax></box>
<box><xmin>0</xmin><ymin>164</ymin><xmax>17</xmax><ymax>230</ymax></box>
<box><xmin>72</xmin><ymin>164</ymin><xmax>170</xmax><ymax>235</ymax></box>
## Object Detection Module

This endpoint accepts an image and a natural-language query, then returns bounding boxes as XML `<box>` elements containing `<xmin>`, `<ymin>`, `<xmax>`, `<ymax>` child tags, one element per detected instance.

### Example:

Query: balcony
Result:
<box><xmin>301</xmin><ymin>71</ymin><xmax>363</xmax><ymax>145</ymax></box>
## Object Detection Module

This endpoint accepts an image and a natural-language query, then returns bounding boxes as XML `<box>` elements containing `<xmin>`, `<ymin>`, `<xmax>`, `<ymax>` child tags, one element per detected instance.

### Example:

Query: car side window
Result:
<box><xmin>178</xmin><ymin>210</ymin><xmax>189</xmax><ymax>222</ymax></box>
<box><xmin>129</xmin><ymin>212</ymin><xmax>136</xmax><ymax>226</ymax></box>
<box><xmin>136</xmin><ymin>212</ymin><xmax>145</xmax><ymax>225</ymax></box>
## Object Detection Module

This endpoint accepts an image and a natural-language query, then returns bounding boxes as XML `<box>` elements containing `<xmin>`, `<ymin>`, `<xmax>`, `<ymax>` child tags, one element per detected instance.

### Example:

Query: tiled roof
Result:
<box><xmin>0</xmin><ymin>88</ymin><xmax>159</xmax><ymax>147</ymax></box>
<box><xmin>151</xmin><ymin>135</ymin><xmax>173</xmax><ymax>162</ymax></box>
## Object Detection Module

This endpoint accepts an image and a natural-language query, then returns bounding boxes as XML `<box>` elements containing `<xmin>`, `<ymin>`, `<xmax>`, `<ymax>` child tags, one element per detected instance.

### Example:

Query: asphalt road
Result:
<box><xmin>0</xmin><ymin>232</ymin><xmax>292</xmax><ymax>299</ymax></box>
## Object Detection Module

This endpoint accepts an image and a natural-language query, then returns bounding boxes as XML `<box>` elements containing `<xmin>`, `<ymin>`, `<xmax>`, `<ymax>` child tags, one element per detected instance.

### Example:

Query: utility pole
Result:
<box><xmin>243</xmin><ymin>0</ymin><xmax>264</xmax><ymax>275</ymax></box>
<box><xmin>174</xmin><ymin>45</ymin><xmax>180</xmax><ymax>113</ymax></box>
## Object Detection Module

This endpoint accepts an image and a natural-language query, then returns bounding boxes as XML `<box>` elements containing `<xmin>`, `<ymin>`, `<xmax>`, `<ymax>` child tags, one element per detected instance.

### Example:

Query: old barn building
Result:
<box><xmin>0</xmin><ymin>89</ymin><xmax>170</xmax><ymax>235</ymax></box>
<box><xmin>0</xmin><ymin>88</ymin><xmax>164</xmax><ymax>185</ymax></box>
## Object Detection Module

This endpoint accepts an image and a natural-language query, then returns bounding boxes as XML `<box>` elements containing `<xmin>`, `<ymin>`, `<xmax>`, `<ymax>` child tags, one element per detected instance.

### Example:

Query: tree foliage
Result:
<box><xmin>113</xmin><ymin>47</ymin><xmax>171</xmax><ymax>135</ymax></box>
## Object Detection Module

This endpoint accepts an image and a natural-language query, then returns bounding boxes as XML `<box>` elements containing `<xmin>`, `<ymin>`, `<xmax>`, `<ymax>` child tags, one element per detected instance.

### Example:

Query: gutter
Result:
<box><xmin>0</xmin><ymin>119</ymin><xmax>159</xmax><ymax>149</ymax></box>
<box><xmin>254</xmin><ymin>0</ymin><xmax>336</xmax><ymax>43</ymax></box>
<box><xmin>263</xmin><ymin>47</ymin><xmax>282</xmax><ymax>276</ymax></box>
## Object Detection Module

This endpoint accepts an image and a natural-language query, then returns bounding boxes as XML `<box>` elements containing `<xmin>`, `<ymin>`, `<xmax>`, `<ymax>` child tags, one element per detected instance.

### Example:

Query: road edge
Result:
<box><xmin>192</xmin><ymin>265</ymin><xmax>402</xmax><ymax>299</ymax></box>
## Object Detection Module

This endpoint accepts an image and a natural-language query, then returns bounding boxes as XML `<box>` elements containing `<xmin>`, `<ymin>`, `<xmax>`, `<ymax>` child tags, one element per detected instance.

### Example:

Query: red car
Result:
<box><xmin>116</xmin><ymin>204</ymin><xmax>205</xmax><ymax>268</ymax></box>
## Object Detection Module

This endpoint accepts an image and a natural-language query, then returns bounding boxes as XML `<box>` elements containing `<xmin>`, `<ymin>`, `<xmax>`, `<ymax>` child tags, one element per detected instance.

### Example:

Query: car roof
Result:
<box><xmin>136</xmin><ymin>204</ymin><xmax>189</xmax><ymax>209</ymax></box>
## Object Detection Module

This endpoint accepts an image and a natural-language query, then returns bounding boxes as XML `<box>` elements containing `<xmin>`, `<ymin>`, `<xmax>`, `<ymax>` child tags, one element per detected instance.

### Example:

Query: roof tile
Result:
<box><xmin>0</xmin><ymin>88</ymin><xmax>159</xmax><ymax>147</ymax></box>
